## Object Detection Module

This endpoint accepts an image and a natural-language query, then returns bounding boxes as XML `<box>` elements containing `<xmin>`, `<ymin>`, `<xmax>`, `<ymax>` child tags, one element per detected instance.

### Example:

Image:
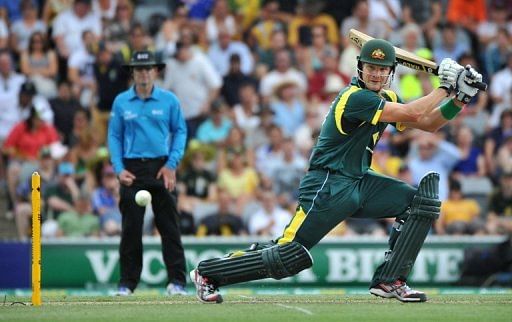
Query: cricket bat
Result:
<box><xmin>348</xmin><ymin>29</ymin><xmax>487</xmax><ymax>91</ymax></box>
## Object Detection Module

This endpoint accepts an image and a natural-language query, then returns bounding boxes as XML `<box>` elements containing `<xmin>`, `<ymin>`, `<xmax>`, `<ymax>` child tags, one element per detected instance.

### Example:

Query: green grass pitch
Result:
<box><xmin>1</xmin><ymin>293</ymin><xmax>511</xmax><ymax>322</ymax></box>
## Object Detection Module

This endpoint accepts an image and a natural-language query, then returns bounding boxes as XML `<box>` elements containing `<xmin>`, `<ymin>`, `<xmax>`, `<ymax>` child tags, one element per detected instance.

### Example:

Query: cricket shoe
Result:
<box><xmin>167</xmin><ymin>283</ymin><xmax>187</xmax><ymax>295</ymax></box>
<box><xmin>189</xmin><ymin>269</ymin><xmax>223</xmax><ymax>304</ymax></box>
<box><xmin>370</xmin><ymin>280</ymin><xmax>427</xmax><ymax>302</ymax></box>
<box><xmin>116</xmin><ymin>286</ymin><xmax>133</xmax><ymax>296</ymax></box>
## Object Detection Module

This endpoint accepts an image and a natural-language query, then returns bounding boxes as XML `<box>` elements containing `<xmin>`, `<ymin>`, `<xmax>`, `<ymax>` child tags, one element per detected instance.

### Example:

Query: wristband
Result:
<box><xmin>440</xmin><ymin>99</ymin><xmax>462</xmax><ymax>120</ymax></box>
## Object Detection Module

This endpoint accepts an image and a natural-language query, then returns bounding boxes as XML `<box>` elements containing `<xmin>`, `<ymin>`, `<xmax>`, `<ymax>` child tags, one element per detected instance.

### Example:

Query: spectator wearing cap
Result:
<box><xmin>108</xmin><ymin>50</ymin><xmax>188</xmax><ymax>296</ymax></box>
<box><xmin>208</xmin><ymin>26</ymin><xmax>254</xmax><ymax>77</ymax></box>
<box><xmin>269</xmin><ymin>80</ymin><xmax>305</xmax><ymax>137</ymax></box>
<box><xmin>259</xmin><ymin>49</ymin><xmax>307</xmax><ymax>104</ymax></box>
<box><xmin>17</xmin><ymin>80</ymin><xmax>54</xmax><ymax>124</ymax></box>
<box><xmin>10</xmin><ymin>1</ymin><xmax>47</xmax><ymax>55</ymax></box>
<box><xmin>196</xmin><ymin>100</ymin><xmax>233</xmax><ymax>146</ymax></box>
<box><xmin>163</xmin><ymin>41</ymin><xmax>222</xmax><ymax>139</ymax></box>
<box><xmin>20</xmin><ymin>31</ymin><xmax>58</xmax><ymax>99</ymax></box>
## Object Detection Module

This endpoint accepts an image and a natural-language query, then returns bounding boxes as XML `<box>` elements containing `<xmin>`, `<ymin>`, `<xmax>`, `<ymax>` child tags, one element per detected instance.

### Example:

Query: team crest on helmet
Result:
<box><xmin>371</xmin><ymin>49</ymin><xmax>386</xmax><ymax>60</ymax></box>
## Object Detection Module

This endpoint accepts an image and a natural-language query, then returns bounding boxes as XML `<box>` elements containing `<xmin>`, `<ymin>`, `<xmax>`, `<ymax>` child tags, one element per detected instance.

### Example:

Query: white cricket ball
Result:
<box><xmin>135</xmin><ymin>190</ymin><xmax>151</xmax><ymax>207</ymax></box>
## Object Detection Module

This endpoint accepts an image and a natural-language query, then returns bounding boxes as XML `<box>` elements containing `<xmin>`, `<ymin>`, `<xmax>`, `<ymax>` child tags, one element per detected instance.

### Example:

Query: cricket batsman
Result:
<box><xmin>190</xmin><ymin>38</ymin><xmax>483</xmax><ymax>303</ymax></box>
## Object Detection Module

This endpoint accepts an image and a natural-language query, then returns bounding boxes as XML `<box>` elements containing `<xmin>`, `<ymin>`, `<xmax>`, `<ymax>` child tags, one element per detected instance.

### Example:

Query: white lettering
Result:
<box><xmin>411</xmin><ymin>250</ymin><xmax>437</xmax><ymax>282</ymax></box>
<box><xmin>325</xmin><ymin>250</ymin><xmax>358</xmax><ymax>282</ymax></box>
<box><xmin>140</xmin><ymin>250</ymin><xmax>167</xmax><ymax>283</ymax></box>
<box><xmin>434</xmin><ymin>249</ymin><xmax>464</xmax><ymax>282</ymax></box>
<box><xmin>86</xmin><ymin>250</ymin><xmax>119</xmax><ymax>283</ymax></box>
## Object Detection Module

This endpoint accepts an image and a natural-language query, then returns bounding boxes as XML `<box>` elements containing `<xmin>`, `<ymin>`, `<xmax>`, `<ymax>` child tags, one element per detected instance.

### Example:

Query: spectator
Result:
<box><xmin>52</xmin><ymin>0</ymin><xmax>101</xmax><ymax>78</ymax></box>
<box><xmin>486</xmin><ymin>172</ymin><xmax>512</xmax><ymax>234</ymax></box>
<box><xmin>484</xmin><ymin>28</ymin><xmax>511</xmax><ymax>77</ymax></box>
<box><xmin>477</xmin><ymin>3</ymin><xmax>510</xmax><ymax>49</ymax></box>
<box><xmin>248</xmin><ymin>189</ymin><xmax>291</xmax><ymax>236</ymax></box>
<box><xmin>452</xmin><ymin>126</ymin><xmax>487</xmax><ymax>179</ymax></box>
<box><xmin>340</xmin><ymin>0</ymin><xmax>385</xmax><ymax>48</ymax></box>
<box><xmin>45</xmin><ymin>161</ymin><xmax>80</xmax><ymax>219</ymax></box>
<box><xmin>92</xmin><ymin>42</ymin><xmax>127</xmax><ymax>145</ymax></box>
<box><xmin>287</xmin><ymin>0</ymin><xmax>339</xmax><ymax>48</ymax></box>
<box><xmin>0</xmin><ymin>12</ymin><xmax>7</xmax><ymax>49</ymax></box>
<box><xmin>496</xmin><ymin>134</ymin><xmax>512</xmax><ymax>175</ymax></box>
<box><xmin>0</xmin><ymin>50</ymin><xmax>26</xmax><ymax>144</ymax></box>
<box><xmin>220</xmin><ymin>54</ymin><xmax>257</xmax><ymax>107</ymax></box>
<box><xmin>154</xmin><ymin>4</ymin><xmax>188</xmax><ymax>59</ymax></box>
<box><xmin>257</xmin><ymin>29</ymin><xmax>290</xmax><ymax>70</ymax></box>
<box><xmin>14</xmin><ymin>147</ymin><xmax>57</xmax><ymax>240</ymax></box>
<box><xmin>164</xmin><ymin>41</ymin><xmax>222</xmax><ymax>139</ymax></box>
<box><xmin>485</xmin><ymin>110</ymin><xmax>512</xmax><ymax>176</ymax></box>
<box><xmin>196</xmin><ymin>100</ymin><xmax>233</xmax><ymax>146</ymax></box>
<box><xmin>115</xmin><ymin>22</ymin><xmax>153</xmax><ymax>65</ymax></box>
<box><xmin>397</xmin><ymin>48</ymin><xmax>439</xmax><ymax>102</ymax></box>
<box><xmin>247</xmin><ymin>0</ymin><xmax>285</xmax><ymax>52</ymax></box>
<box><xmin>42</xmin><ymin>0</ymin><xmax>73</xmax><ymax>26</ymax></box>
<box><xmin>3</xmin><ymin>106</ymin><xmax>60</xmax><ymax>218</ymax></box>
<box><xmin>297</xmin><ymin>24</ymin><xmax>338</xmax><ymax>78</ymax></box>
<box><xmin>49</xmin><ymin>81</ymin><xmax>82</xmax><ymax>146</ymax></box>
<box><xmin>217</xmin><ymin>126</ymin><xmax>255</xmax><ymax>171</ymax></box>
<box><xmin>271</xmin><ymin>137</ymin><xmax>307</xmax><ymax>206</ymax></box>
<box><xmin>255</xmin><ymin>124</ymin><xmax>284</xmax><ymax>178</ymax></box>
<box><xmin>102</xmin><ymin>0</ymin><xmax>133</xmax><ymax>52</ymax></box>
<box><xmin>259</xmin><ymin>49</ymin><xmax>307</xmax><ymax>103</ymax></box>
<box><xmin>9</xmin><ymin>1</ymin><xmax>47</xmax><ymax>55</ymax></box>
<box><xmin>69</xmin><ymin>125</ymin><xmax>99</xmax><ymax>191</ymax></box>
<box><xmin>270</xmin><ymin>80</ymin><xmax>306</xmax><ymax>137</ymax></box>
<box><xmin>57</xmin><ymin>192</ymin><xmax>100</xmax><ymax>237</ymax></box>
<box><xmin>91</xmin><ymin>164</ymin><xmax>121</xmax><ymax>236</ymax></box>
<box><xmin>208</xmin><ymin>27</ymin><xmax>254</xmax><ymax>77</ymax></box>
<box><xmin>196</xmin><ymin>188</ymin><xmax>246</xmax><ymax>236</ymax></box>
<box><xmin>68</xmin><ymin>108</ymin><xmax>91</xmax><ymax>148</ymax></box>
<box><xmin>489</xmin><ymin>52</ymin><xmax>512</xmax><ymax>128</ymax></box>
<box><xmin>67</xmin><ymin>29</ymin><xmax>97</xmax><ymax>109</ymax></box>
<box><xmin>0</xmin><ymin>0</ymin><xmax>23</xmax><ymax>22</ymax></box>
<box><xmin>177</xmin><ymin>148</ymin><xmax>217</xmax><ymax>217</ymax></box>
<box><xmin>436</xmin><ymin>179</ymin><xmax>482</xmax><ymax>235</ymax></box>
<box><xmin>408</xmin><ymin>132</ymin><xmax>461</xmax><ymax>200</ymax></box>
<box><xmin>307</xmin><ymin>49</ymin><xmax>348</xmax><ymax>103</ymax></box>
<box><xmin>17</xmin><ymin>81</ymin><xmax>54</xmax><ymax>125</ymax></box>
<box><xmin>294</xmin><ymin>108</ymin><xmax>321</xmax><ymax>158</ymax></box>
<box><xmin>20</xmin><ymin>31</ymin><xmax>58</xmax><ymax>99</ymax></box>
<box><xmin>446</xmin><ymin>0</ymin><xmax>487</xmax><ymax>33</ymax></box>
<box><xmin>433</xmin><ymin>23</ymin><xmax>470</xmax><ymax>63</ymax></box>
<box><xmin>401</xmin><ymin>0</ymin><xmax>441</xmax><ymax>43</ymax></box>
<box><xmin>217</xmin><ymin>150</ymin><xmax>259</xmax><ymax>216</ymax></box>
<box><xmin>231</xmin><ymin>83</ymin><xmax>261</xmax><ymax>138</ymax></box>
<box><xmin>91</xmin><ymin>0</ymin><xmax>117</xmax><ymax>21</ymax></box>
<box><xmin>205</xmin><ymin>0</ymin><xmax>236</xmax><ymax>44</ymax></box>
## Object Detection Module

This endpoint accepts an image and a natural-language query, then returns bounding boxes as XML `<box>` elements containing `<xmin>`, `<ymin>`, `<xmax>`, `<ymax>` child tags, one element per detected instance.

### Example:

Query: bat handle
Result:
<box><xmin>464</xmin><ymin>65</ymin><xmax>487</xmax><ymax>91</ymax></box>
<box><xmin>473</xmin><ymin>81</ymin><xmax>487</xmax><ymax>91</ymax></box>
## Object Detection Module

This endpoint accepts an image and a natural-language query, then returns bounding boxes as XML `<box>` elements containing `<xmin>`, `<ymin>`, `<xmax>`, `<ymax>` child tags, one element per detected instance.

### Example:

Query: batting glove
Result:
<box><xmin>455</xmin><ymin>65</ymin><xmax>483</xmax><ymax>104</ymax></box>
<box><xmin>438</xmin><ymin>58</ymin><xmax>464</xmax><ymax>95</ymax></box>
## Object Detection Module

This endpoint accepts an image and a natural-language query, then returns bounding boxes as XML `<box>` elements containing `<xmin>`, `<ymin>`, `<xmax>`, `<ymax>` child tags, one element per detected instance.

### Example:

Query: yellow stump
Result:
<box><xmin>31</xmin><ymin>172</ymin><xmax>41</xmax><ymax>306</ymax></box>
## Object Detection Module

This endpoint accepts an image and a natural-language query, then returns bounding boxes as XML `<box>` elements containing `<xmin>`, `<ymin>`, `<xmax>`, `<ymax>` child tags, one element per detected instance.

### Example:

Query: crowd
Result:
<box><xmin>1</xmin><ymin>0</ymin><xmax>511</xmax><ymax>241</ymax></box>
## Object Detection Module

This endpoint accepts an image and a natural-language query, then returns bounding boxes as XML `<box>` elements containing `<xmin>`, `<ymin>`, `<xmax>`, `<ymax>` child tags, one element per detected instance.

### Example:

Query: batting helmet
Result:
<box><xmin>357</xmin><ymin>39</ymin><xmax>396</xmax><ymax>68</ymax></box>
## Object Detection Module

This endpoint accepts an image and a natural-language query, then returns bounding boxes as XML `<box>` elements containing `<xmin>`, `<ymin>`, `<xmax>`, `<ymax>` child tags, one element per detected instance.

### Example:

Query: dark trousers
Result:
<box><xmin>118</xmin><ymin>158</ymin><xmax>186</xmax><ymax>291</ymax></box>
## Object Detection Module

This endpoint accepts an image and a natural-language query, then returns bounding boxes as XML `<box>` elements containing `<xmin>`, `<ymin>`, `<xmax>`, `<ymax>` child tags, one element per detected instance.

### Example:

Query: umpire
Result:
<box><xmin>108</xmin><ymin>50</ymin><xmax>187</xmax><ymax>295</ymax></box>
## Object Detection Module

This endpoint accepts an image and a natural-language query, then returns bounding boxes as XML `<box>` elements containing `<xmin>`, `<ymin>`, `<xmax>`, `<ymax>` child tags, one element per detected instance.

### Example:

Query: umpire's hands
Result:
<box><xmin>118</xmin><ymin>169</ymin><xmax>136</xmax><ymax>186</ymax></box>
<box><xmin>157</xmin><ymin>166</ymin><xmax>176</xmax><ymax>191</ymax></box>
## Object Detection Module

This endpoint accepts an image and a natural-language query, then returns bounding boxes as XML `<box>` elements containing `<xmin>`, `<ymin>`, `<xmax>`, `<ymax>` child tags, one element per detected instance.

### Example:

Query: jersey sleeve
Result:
<box><xmin>382</xmin><ymin>90</ymin><xmax>407</xmax><ymax>132</ymax></box>
<box><xmin>344</xmin><ymin>90</ymin><xmax>385</xmax><ymax>125</ymax></box>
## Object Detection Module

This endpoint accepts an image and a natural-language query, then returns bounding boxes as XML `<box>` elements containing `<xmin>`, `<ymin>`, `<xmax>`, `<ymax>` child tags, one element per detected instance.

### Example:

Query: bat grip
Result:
<box><xmin>473</xmin><ymin>81</ymin><xmax>487</xmax><ymax>91</ymax></box>
<box><xmin>464</xmin><ymin>65</ymin><xmax>487</xmax><ymax>91</ymax></box>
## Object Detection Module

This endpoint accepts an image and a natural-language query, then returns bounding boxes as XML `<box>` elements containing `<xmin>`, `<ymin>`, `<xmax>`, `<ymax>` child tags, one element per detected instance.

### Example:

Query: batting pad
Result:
<box><xmin>197</xmin><ymin>241</ymin><xmax>313</xmax><ymax>287</ymax></box>
<box><xmin>375</xmin><ymin>172</ymin><xmax>441</xmax><ymax>283</ymax></box>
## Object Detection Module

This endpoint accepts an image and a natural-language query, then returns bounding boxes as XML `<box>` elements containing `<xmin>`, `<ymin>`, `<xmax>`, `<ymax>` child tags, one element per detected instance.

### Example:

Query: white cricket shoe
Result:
<box><xmin>189</xmin><ymin>269</ymin><xmax>223</xmax><ymax>304</ymax></box>
<box><xmin>116</xmin><ymin>286</ymin><xmax>133</xmax><ymax>296</ymax></box>
<box><xmin>370</xmin><ymin>280</ymin><xmax>427</xmax><ymax>302</ymax></box>
<box><xmin>167</xmin><ymin>283</ymin><xmax>187</xmax><ymax>295</ymax></box>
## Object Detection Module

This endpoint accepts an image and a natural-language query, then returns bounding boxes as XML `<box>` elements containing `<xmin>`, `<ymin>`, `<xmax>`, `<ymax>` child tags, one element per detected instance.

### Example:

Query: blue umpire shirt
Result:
<box><xmin>108</xmin><ymin>85</ymin><xmax>187</xmax><ymax>174</ymax></box>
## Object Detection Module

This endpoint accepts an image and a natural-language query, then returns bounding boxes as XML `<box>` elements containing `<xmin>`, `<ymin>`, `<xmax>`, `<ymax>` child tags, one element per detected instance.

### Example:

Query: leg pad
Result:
<box><xmin>198</xmin><ymin>242</ymin><xmax>313</xmax><ymax>287</ymax></box>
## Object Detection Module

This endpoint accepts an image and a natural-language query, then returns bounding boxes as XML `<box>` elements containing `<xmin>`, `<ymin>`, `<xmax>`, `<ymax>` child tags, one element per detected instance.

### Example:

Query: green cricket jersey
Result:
<box><xmin>309</xmin><ymin>77</ymin><xmax>404</xmax><ymax>179</ymax></box>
